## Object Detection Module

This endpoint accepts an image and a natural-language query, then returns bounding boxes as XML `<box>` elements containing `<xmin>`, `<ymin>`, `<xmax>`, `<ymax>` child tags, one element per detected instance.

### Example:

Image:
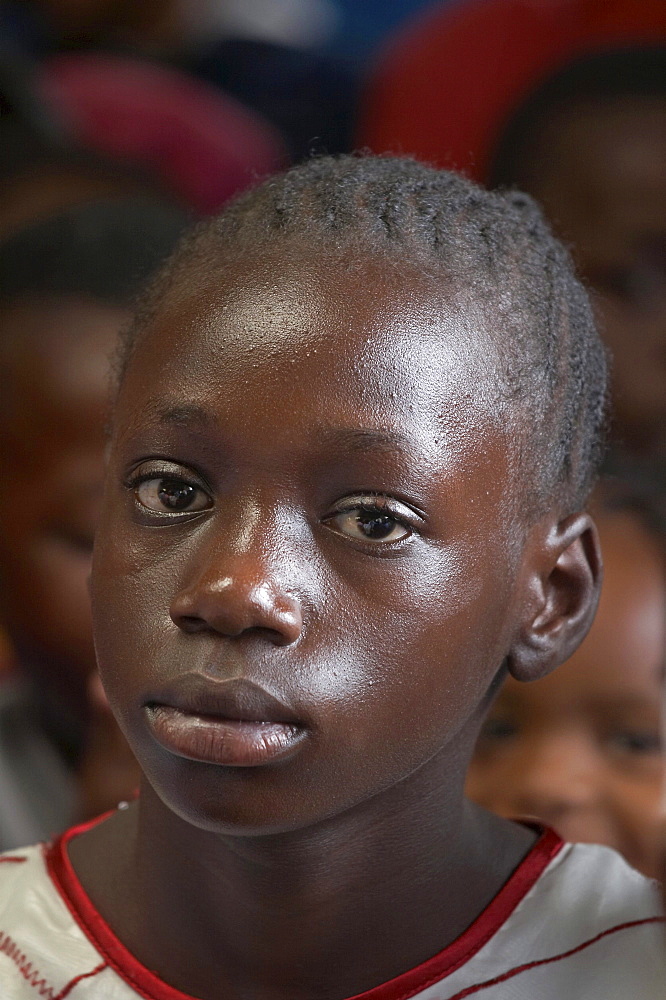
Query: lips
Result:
<box><xmin>144</xmin><ymin>675</ymin><xmax>306</xmax><ymax>767</ymax></box>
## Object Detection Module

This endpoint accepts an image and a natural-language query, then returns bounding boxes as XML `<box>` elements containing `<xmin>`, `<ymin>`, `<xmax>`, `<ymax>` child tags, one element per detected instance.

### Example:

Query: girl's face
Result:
<box><xmin>92</xmin><ymin>250</ymin><xmax>532</xmax><ymax>835</ymax></box>
<box><xmin>467</xmin><ymin>511</ymin><xmax>666</xmax><ymax>879</ymax></box>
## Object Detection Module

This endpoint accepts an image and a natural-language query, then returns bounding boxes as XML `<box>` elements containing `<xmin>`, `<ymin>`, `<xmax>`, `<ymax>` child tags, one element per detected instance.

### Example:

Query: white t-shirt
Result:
<box><xmin>0</xmin><ymin>821</ymin><xmax>664</xmax><ymax>999</ymax></box>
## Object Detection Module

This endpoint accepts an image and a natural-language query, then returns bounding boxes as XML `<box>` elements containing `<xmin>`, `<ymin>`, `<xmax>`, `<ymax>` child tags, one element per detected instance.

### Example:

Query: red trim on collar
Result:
<box><xmin>45</xmin><ymin>816</ymin><xmax>563</xmax><ymax>1000</ymax></box>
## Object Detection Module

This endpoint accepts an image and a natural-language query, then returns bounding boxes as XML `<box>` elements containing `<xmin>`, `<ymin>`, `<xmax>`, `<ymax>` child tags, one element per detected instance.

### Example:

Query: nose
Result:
<box><xmin>169</xmin><ymin>533</ymin><xmax>304</xmax><ymax>647</ymax></box>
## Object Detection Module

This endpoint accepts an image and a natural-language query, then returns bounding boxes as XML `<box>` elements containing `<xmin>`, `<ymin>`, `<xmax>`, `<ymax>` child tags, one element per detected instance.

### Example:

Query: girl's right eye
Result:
<box><xmin>134</xmin><ymin>477</ymin><xmax>212</xmax><ymax>514</ymax></box>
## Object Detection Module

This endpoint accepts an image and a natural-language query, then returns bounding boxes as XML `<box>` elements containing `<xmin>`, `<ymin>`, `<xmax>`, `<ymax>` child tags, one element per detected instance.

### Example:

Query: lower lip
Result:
<box><xmin>146</xmin><ymin>705</ymin><xmax>305</xmax><ymax>767</ymax></box>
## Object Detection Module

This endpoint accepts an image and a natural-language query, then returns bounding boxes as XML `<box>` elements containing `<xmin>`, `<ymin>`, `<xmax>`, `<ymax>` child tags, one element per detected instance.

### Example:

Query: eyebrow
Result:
<box><xmin>155</xmin><ymin>406</ymin><xmax>411</xmax><ymax>452</ymax></box>
<box><xmin>156</xmin><ymin>403</ymin><xmax>216</xmax><ymax>427</ymax></box>
<box><xmin>314</xmin><ymin>427</ymin><xmax>414</xmax><ymax>454</ymax></box>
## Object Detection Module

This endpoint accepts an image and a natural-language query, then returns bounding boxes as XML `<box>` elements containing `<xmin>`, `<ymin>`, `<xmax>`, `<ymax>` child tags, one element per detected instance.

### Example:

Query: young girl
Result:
<box><xmin>0</xmin><ymin>156</ymin><xmax>663</xmax><ymax>999</ymax></box>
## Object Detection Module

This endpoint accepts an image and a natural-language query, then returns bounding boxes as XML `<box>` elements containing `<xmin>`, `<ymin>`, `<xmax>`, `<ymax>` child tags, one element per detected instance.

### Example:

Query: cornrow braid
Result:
<box><xmin>119</xmin><ymin>154</ymin><xmax>608</xmax><ymax>513</ymax></box>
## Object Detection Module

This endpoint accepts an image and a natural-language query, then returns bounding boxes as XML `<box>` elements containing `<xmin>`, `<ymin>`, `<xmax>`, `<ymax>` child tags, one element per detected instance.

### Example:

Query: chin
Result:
<box><xmin>141</xmin><ymin>756</ymin><xmax>333</xmax><ymax>837</ymax></box>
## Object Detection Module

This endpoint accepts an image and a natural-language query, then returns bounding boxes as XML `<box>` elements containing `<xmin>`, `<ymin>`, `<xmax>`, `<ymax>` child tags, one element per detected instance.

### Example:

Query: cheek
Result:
<box><xmin>91</xmin><ymin>529</ymin><xmax>173</xmax><ymax>714</ymax></box>
<box><xmin>289</xmin><ymin>541</ymin><xmax>516</xmax><ymax>779</ymax></box>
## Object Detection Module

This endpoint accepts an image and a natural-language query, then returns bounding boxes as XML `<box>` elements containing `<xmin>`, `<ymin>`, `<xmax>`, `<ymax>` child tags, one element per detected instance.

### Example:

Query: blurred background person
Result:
<box><xmin>0</xmin><ymin>198</ymin><xmax>187</xmax><ymax>848</ymax></box>
<box><xmin>467</xmin><ymin>487</ymin><xmax>666</xmax><ymax>879</ymax></box>
<box><xmin>0</xmin><ymin>57</ymin><xmax>162</xmax><ymax>233</ymax></box>
<box><xmin>487</xmin><ymin>46</ymin><xmax>666</xmax><ymax>496</ymax></box>
<box><xmin>0</xmin><ymin>0</ymin><xmax>449</xmax><ymax>159</ymax></box>
<box><xmin>359</xmin><ymin>0</ymin><xmax>664</xmax><ymax>182</ymax></box>
<box><xmin>0</xmin><ymin>51</ymin><xmax>285</xmax><ymax>227</ymax></box>
<box><xmin>0</xmin><ymin>0</ymin><xmax>361</xmax><ymax>160</ymax></box>
<box><xmin>0</xmin><ymin>0</ymin><xmax>439</xmax><ymax>64</ymax></box>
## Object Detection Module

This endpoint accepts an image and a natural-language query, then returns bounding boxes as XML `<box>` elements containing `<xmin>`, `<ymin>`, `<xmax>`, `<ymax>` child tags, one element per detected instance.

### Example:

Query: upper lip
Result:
<box><xmin>144</xmin><ymin>674</ymin><xmax>302</xmax><ymax>726</ymax></box>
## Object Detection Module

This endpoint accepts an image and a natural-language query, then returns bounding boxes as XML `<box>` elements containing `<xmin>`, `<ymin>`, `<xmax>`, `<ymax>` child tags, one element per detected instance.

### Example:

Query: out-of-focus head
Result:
<box><xmin>0</xmin><ymin>198</ymin><xmax>188</xmax><ymax>709</ymax></box>
<box><xmin>490</xmin><ymin>47</ymin><xmax>666</xmax><ymax>458</ymax></box>
<box><xmin>467</xmin><ymin>491</ymin><xmax>666</xmax><ymax>878</ymax></box>
<box><xmin>1</xmin><ymin>46</ymin><xmax>287</xmax><ymax>221</ymax></box>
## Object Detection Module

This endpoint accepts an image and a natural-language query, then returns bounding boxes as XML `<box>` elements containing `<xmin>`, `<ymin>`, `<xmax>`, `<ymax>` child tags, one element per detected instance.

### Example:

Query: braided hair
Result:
<box><xmin>119</xmin><ymin>154</ymin><xmax>608</xmax><ymax>514</ymax></box>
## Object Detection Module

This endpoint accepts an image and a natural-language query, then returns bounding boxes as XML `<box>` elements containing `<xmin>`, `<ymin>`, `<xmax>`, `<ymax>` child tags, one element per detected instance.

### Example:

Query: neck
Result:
<box><xmin>74</xmin><ymin>754</ymin><xmax>534</xmax><ymax>1000</ymax></box>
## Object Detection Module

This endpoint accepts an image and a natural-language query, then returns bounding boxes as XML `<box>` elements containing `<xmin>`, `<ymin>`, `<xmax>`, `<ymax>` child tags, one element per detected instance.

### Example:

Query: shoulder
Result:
<box><xmin>436</xmin><ymin>840</ymin><xmax>665</xmax><ymax>1000</ymax></box>
<box><xmin>0</xmin><ymin>841</ymin><xmax>115</xmax><ymax>999</ymax></box>
<box><xmin>0</xmin><ymin>830</ymin><xmax>196</xmax><ymax>1000</ymax></box>
<box><xmin>524</xmin><ymin>838</ymin><xmax>662</xmax><ymax>922</ymax></box>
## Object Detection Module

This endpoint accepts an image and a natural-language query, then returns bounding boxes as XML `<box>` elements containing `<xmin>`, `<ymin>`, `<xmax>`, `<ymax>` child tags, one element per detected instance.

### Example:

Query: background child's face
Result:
<box><xmin>93</xmin><ymin>250</ymin><xmax>539</xmax><ymax>835</ymax></box>
<box><xmin>0</xmin><ymin>298</ymin><xmax>126</xmax><ymax>707</ymax></box>
<box><xmin>527</xmin><ymin>98</ymin><xmax>666</xmax><ymax>456</ymax></box>
<box><xmin>467</xmin><ymin>510</ymin><xmax>665</xmax><ymax>879</ymax></box>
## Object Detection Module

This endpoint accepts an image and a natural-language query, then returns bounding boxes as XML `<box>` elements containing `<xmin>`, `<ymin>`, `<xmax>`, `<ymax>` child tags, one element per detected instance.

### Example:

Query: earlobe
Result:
<box><xmin>508</xmin><ymin>512</ymin><xmax>602</xmax><ymax>683</ymax></box>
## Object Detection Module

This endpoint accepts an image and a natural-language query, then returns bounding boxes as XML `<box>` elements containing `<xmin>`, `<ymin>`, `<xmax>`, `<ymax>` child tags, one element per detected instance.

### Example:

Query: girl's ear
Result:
<box><xmin>508</xmin><ymin>512</ymin><xmax>602</xmax><ymax>682</ymax></box>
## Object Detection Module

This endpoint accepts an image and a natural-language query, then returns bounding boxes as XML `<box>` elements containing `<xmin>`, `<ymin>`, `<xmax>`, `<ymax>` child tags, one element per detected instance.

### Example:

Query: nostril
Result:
<box><xmin>172</xmin><ymin>611</ymin><xmax>298</xmax><ymax>645</ymax></box>
<box><xmin>175</xmin><ymin>615</ymin><xmax>208</xmax><ymax>633</ymax></box>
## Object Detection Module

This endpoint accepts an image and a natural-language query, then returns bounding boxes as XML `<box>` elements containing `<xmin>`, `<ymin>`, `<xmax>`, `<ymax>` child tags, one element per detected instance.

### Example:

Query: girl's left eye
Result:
<box><xmin>134</xmin><ymin>477</ymin><xmax>212</xmax><ymax>514</ymax></box>
<box><xmin>607</xmin><ymin>729</ymin><xmax>663</xmax><ymax>757</ymax></box>
<box><xmin>326</xmin><ymin>505</ymin><xmax>412</xmax><ymax>544</ymax></box>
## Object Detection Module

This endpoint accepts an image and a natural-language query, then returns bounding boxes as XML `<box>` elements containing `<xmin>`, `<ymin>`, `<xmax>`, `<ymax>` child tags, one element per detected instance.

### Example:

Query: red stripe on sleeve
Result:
<box><xmin>442</xmin><ymin>916</ymin><xmax>666</xmax><ymax>1000</ymax></box>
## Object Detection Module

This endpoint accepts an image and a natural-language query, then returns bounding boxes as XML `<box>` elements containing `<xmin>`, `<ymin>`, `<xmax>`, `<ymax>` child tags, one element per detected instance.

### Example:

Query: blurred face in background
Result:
<box><xmin>467</xmin><ymin>509</ymin><xmax>666</xmax><ymax>879</ymax></box>
<box><xmin>525</xmin><ymin>97</ymin><xmax>666</xmax><ymax>457</ymax></box>
<box><xmin>0</xmin><ymin>296</ymin><xmax>126</xmax><ymax>710</ymax></box>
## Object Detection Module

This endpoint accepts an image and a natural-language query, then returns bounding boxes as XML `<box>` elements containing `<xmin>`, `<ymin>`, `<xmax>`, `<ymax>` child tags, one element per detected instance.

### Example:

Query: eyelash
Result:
<box><xmin>332</xmin><ymin>494</ymin><xmax>409</xmax><ymax>517</ymax></box>
<box><xmin>331</xmin><ymin>495</ymin><xmax>417</xmax><ymax>524</ymax></box>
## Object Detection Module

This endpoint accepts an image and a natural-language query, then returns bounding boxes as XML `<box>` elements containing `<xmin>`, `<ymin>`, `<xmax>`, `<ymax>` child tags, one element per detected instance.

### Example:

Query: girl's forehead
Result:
<box><xmin>135</xmin><ymin>251</ymin><xmax>502</xmax><ymax>413</ymax></box>
<box><xmin>116</xmin><ymin>256</ymin><xmax>514</xmax><ymax>486</ymax></box>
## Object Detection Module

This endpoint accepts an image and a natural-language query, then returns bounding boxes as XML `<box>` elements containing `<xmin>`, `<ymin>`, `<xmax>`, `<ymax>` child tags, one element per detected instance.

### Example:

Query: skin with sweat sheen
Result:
<box><xmin>73</xmin><ymin>249</ymin><xmax>600</xmax><ymax>1000</ymax></box>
